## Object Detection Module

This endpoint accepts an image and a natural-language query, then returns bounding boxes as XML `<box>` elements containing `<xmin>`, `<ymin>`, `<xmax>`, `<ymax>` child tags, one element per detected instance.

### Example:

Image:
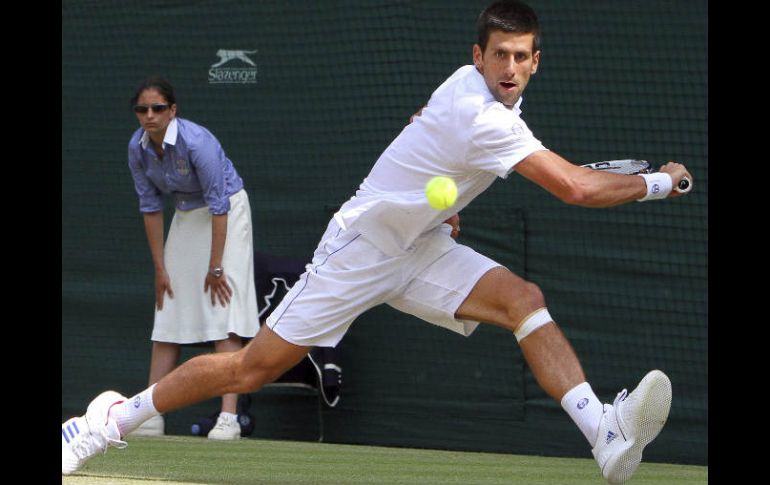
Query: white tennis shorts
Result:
<box><xmin>265</xmin><ymin>218</ymin><xmax>500</xmax><ymax>347</ymax></box>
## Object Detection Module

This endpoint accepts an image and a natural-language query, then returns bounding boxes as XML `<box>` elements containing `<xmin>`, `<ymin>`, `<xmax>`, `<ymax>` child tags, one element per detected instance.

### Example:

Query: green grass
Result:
<box><xmin>64</xmin><ymin>436</ymin><xmax>707</xmax><ymax>485</ymax></box>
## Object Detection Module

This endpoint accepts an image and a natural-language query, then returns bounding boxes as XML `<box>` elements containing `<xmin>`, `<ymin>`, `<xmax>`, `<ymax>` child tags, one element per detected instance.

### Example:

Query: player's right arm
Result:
<box><xmin>514</xmin><ymin>150</ymin><xmax>692</xmax><ymax>208</ymax></box>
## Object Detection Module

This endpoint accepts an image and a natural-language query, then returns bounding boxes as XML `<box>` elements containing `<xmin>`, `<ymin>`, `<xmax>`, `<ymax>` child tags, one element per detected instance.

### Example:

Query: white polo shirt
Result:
<box><xmin>334</xmin><ymin>64</ymin><xmax>547</xmax><ymax>256</ymax></box>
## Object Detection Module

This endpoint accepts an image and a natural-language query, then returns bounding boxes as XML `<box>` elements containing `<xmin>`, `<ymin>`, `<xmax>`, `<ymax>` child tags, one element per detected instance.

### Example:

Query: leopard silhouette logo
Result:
<box><xmin>211</xmin><ymin>49</ymin><xmax>258</xmax><ymax>68</ymax></box>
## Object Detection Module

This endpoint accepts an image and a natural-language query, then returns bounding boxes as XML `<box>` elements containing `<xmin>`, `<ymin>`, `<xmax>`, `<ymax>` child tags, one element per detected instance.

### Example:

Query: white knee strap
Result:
<box><xmin>514</xmin><ymin>308</ymin><xmax>553</xmax><ymax>342</ymax></box>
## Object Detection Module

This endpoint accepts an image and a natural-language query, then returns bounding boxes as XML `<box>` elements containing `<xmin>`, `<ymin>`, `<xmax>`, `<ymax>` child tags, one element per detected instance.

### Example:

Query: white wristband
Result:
<box><xmin>637</xmin><ymin>173</ymin><xmax>673</xmax><ymax>201</ymax></box>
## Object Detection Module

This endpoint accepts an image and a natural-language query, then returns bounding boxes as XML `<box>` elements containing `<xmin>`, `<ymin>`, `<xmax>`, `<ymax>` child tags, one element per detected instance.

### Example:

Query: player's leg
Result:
<box><xmin>387</xmin><ymin>231</ymin><xmax>586</xmax><ymax>403</ymax></box>
<box><xmin>394</xmin><ymin>257</ymin><xmax>598</xmax><ymax>437</ymax></box>
<box><xmin>455</xmin><ymin>266</ymin><xmax>585</xmax><ymax>401</ymax></box>
<box><xmin>151</xmin><ymin>325</ymin><xmax>309</xmax><ymax>416</ymax></box>
<box><xmin>62</xmin><ymin>326</ymin><xmax>309</xmax><ymax>475</ymax></box>
<box><xmin>453</xmin><ymin>266</ymin><xmax>611</xmax><ymax>451</ymax></box>
<box><xmin>457</xmin><ymin>267</ymin><xmax>672</xmax><ymax>484</ymax></box>
<box><xmin>391</xmin><ymin>233</ymin><xmax>671</xmax><ymax>484</ymax></box>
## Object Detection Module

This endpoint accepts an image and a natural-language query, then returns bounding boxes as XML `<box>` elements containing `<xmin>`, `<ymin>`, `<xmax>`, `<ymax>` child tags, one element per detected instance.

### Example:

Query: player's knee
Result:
<box><xmin>523</xmin><ymin>281</ymin><xmax>545</xmax><ymax>309</ymax></box>
<box><xmin>506</xmin><ymin>281</ymin><xmax>545</xmax><ymax>325</ymax></box>
<box><xmin>230</xmin><ymin>352</ymin><xmax>270</xmax><ymax>393</ymax></box>
<box><xmin>235</xmin><ymin>372</ymin><xmax>266</xmax><ymax>394</ymax></box>
<box><xmin>232</xmin><ymin>351</ymin><xmax>292</xmax><ymax>393</ymax></box>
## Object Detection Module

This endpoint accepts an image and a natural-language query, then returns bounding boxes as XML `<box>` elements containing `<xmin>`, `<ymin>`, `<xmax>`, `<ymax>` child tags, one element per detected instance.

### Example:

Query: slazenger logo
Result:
<box><xmin>208</xmin><ymin>49</ymin><xmax>258</xmax><ymax>84</ymax></box>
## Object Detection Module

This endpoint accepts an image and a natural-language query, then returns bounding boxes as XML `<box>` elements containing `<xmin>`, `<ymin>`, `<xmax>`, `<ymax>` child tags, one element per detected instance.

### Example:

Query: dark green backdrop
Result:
<box><xmin>62</xmin><ymin>0</ymin><xmax>707</xmax><ymax>466</ymax></box>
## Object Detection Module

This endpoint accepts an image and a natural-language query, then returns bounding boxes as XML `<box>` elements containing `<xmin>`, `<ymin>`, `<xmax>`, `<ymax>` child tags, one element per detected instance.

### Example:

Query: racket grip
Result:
<box><xmin>674</xmin><ymin>176</ymin><xmax>692</xmax><ymax>194</ymax></box>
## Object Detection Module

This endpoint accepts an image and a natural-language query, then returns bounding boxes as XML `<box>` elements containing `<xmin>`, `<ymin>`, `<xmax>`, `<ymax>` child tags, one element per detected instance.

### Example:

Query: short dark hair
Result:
<box><xmin>130</xmin><ymin>77</ymin><xmax>176</xmax><ymax>109</ymax></box>
<box><xmin>477</xmin><ymin>0</ymin><xmax>540</xmax><ymax>53</ymax></box>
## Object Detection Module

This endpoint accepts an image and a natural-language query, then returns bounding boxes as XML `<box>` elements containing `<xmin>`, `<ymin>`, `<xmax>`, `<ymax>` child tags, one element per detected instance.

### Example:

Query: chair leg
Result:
<box><xmin>317</xmin><ymin>389</ymin><xmax>324</xmax><ymax>442</ymax></box>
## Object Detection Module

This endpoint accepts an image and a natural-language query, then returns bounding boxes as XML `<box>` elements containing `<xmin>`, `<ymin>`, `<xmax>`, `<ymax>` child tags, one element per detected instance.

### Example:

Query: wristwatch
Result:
<box><xmin>209</xmin><ymin>266</ymin><xmax>224</xmax><ymax>278</ymax></box>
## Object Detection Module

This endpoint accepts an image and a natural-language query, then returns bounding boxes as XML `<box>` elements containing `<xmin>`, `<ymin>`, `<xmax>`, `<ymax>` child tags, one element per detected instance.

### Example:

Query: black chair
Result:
<box><xmin>252</xmin><ymin>251</ymin><xmax>342</xmax><ymax>441</ymax></box>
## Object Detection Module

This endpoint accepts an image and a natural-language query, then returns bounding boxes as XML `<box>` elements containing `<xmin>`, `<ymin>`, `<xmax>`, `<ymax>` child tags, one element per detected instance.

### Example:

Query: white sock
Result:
<box><xmin>561</xmin><ymin>382</ymin><xmax>604</xmax><ymax>445</ymax></box>
<box><xmin>219</xmin><ymin>411</ymin><xmax>237</xmax><ymax>421</ymax></box>
<box><xmin>109</xmin><ymin>384</ymin><xmax>160</xmax><ymax>437</ymax></box>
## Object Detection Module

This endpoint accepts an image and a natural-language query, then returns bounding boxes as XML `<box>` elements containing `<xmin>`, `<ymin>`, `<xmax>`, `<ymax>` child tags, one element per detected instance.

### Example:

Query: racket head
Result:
<box><xmin>581</xmin><ymin>159</ymin><xmax>651</xmax><ymax>175</ymax></box>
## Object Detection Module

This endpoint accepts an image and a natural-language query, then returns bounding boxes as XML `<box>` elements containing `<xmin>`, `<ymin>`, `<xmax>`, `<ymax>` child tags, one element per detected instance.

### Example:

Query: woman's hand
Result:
<box><xmin>204</xmin><ymin>269</ymin><xmax>233</xmax><ymax>307</ymax></box>
<box><xmin>155</xmin><ymin>269</ymin><xmax>174</xmax><ymax>310</ymax></box>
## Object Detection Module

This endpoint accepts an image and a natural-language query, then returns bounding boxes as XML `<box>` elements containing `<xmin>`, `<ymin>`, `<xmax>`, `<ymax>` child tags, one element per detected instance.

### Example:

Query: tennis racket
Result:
<box><xmin>581</xmin><ymin>159</ymin><xmax>691</xmax><ymax>193</ymax></box>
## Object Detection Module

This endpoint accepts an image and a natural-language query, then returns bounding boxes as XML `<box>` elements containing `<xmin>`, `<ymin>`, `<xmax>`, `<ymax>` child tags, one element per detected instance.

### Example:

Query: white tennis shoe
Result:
<box><xmin>62</xmin><ymin>391</ymin><xmax>128</xmax><ymax>475</ymax></box>
<box><xmin>207</xmin><ymin>413</ymin><xmax>241</xmax><ymax>440</ymax></box>
<box><xmin>592</xmin><ymin>370</ymin><xmax>672</xmax><ymax>484</ymax></box>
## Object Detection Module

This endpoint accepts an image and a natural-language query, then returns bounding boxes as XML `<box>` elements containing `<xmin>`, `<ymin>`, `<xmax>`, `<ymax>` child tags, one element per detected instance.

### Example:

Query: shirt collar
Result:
<box><xmin>139</xmin><ymin>117</ymin><xmax>179</xmax><ymax>150</ymax></box>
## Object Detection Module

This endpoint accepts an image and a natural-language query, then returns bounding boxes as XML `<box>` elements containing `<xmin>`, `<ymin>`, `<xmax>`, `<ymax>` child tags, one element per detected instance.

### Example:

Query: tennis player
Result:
<box><xmin>62</xmin><ymin>1</ymin><xmax>692</xmax><ymax>483</ymax></box>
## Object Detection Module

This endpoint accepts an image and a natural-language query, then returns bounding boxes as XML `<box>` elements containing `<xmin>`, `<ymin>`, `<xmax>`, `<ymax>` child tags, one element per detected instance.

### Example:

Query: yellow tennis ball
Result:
<box><xmin>425</xmin><ymin>176</ymin><xmax>458</xmax><ymax>210</ymax></box>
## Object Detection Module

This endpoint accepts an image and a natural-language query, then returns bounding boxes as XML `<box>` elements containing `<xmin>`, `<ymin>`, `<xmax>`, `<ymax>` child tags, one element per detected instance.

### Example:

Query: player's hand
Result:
<box><xmin>658</xmin><ymin>161</ymin><xmax>693</xmax><ymax>197</ymax></box>
<box><xmin>154</xmin><ymin>269</ymin><xmax>174</xmax><ymax>311</ymax></box>
<box><xmin>204</xmin><ymin>271</ymin><xmax>232</xmax><ymax>307</ymax></box>
<box><xmin>444</xmin><ymin>213</ymin><xmax>460</xmax><ymax>239</ymax></box>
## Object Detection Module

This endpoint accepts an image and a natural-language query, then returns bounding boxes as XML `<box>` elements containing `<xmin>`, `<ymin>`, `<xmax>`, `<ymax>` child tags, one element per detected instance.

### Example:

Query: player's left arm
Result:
<box><xmin>409</xmin><ymin>107</ymin><xmax>424</xmax><ymax>123</ymax></box>
<box><xmin>514</xmin><ymin>150</ymin><xmax>692</xmax><ymax>208</ymax></box>
<box><xmin>443</xmin><ymin>213</ymin><xmax>460</xmax><ymax>239</ymax></box>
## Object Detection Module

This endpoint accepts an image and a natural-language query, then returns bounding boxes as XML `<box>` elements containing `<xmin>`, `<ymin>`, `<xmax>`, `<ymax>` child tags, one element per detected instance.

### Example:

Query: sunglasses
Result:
<box><xmin>133</xmin><ymin>103</ymin><xmax>170</xmax><ymax>114</ymax></box>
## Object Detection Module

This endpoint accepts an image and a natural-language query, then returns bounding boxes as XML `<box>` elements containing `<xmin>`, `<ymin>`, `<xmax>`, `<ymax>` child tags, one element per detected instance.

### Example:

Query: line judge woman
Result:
<box><xmin>126</xmin><ymin>77</ymin><xmax>258</xmax><ymax>440</ymax></box>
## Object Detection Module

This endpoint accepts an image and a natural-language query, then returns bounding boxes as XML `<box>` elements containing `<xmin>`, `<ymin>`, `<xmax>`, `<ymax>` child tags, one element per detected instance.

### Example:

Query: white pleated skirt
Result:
<box><xmin>151</xmin><ymin>189</ymin><xmax>259</xmax><ymax>344</ymax></box>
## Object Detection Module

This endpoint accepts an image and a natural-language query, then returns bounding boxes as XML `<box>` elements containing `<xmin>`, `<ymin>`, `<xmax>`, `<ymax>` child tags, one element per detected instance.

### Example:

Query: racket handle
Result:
<box><xmin>674</xmin><ymin>176</ymin><xmax>692</xmax><ymax>194</ymax></box>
